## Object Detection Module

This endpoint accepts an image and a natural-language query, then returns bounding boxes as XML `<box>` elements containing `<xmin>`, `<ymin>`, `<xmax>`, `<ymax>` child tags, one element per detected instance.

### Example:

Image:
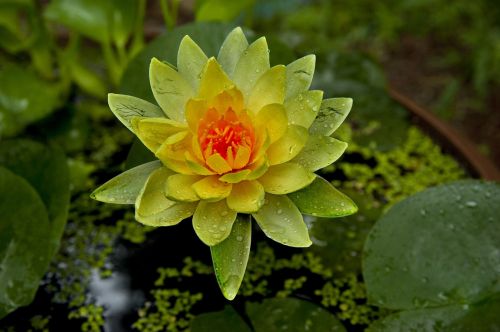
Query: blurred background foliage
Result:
<box><xmin>1</xmin><ymin>0</ymin><xmax>499</xmax><ymax>162</ymax></box>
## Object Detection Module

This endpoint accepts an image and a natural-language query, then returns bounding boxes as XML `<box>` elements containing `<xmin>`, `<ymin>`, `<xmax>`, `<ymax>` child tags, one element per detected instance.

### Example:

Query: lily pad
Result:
<box><xmin>246</xmin><ymin>297</ymin><xmax>346</xmax><ymax>332</ymax></box>
<box><xmin>368</xmin><ymin>296</ymin><xmax>500</xmax><ymax>332</ymax></box>
<box><xmin>363</xmin><ymin>180</ymin><xmax>500</xmax><ymax>310</ymax></box>
<box><xmin>191</xmin><ymin>305</ymin><xmax>251</xmax><ymax>332</ymax></box>
<box><xmin>0</xmin><ymin>167</ymin><xmax>51</xmax><ymax>318</ymax></box>
<box><xmin>0</xmin><ymin>139</ymin><xmax>70</xmax><ymax>318</ymax></box>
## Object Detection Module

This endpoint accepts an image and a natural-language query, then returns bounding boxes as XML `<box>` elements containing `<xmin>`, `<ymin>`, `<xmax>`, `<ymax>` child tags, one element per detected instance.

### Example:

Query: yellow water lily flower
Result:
<box><xmin>91</xmin><ymin>27</ymin><xmax>357</xmax><ymax>300</ymax></box>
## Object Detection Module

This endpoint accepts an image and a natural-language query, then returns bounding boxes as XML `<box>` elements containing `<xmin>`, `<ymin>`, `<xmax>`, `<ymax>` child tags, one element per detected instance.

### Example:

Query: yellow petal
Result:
<box><xmin>193</xmin><ymin>200</ymin><xmax>237</xmax><ymax>246</ymax></box>
<box><xmin>185</xmin><ymin>98</ymin><xmax>208</xmax><ymax>132</ymax></box>
<box><xmin>162</xmin><ymin>158</ymin><xmax>195</xmax><ymax>175</ymax></box>
<box><xmin>206</xmin><ymin>153</ymin><xmax>232</xmax><ymax>174</ymax></box>
<box><xmin>247</xmin><ymin>65</ymin><xmax>286</xmax><ymax>113</ymax></box>
<box><xmin>285</xmin><ymin>54</ymin><xmax>315</xmax><ymax>100</ymax></box>
<box><xmin>284</xmin><ymin>90</ymin><xmax>323</xmax><ymax>128</ymax></box>
<box><xmin>219</xmin><ymin>169</ymin><xmax>251</xmax><ymax>183</ymax></box>
<box><xmin>155</xmin><ymin>130</ymin><xmax>191</xmax><ymax>161</ymax></box>
<box><xmin>217</xmin><ymin>27</ymin><xmax>249</xmax><ymax>77</ymax></box>
<box><xmin>266</xmin><ymin>125</ymin><xmax>308</xmax><ymax>165</ymax></box>
<box><xmin>246</xmin><ymin>158</ymin><xmax>269</xmax><ymax>181</ymax></box>
<box><xmin>165</xmin><ymin>174</ymin><xmax>202</xmax><ymax>202</ymax></box>
<box><xmin>198</xmin><ymin>57</ymin><xmax>234</xmax><ymax>100</ymax></box>
<box><xmin>233</xmin><ymin>145</ymin><xmax>251</xmax><ymax>170</ymax></box>
<box><xmin>177</xmin><ymin>35</ymin><xmax>208</xmax><ymax>91</ymax></box>
<box><xmin>185</xmin><ymin>152</ymin><xmax>214</xmax><ymax>175</ymax></box>
<box><xmin>254</xmin><ymin>103</ymin><xmax>287</xmax><ymax>144</ymax></box>
<box><xmin>232</xmin><ymin>37</ymin><xmax>270</xmax><ymax>99</ymax></box>
<box><xmin>149</xmin><ymin>58</ymin><xmax>194</xmax><ymax>122</ymax></box>
<box><xmin>258</xmin><ymin>162</ymin><xmax>315</xmax><ymax>194</ymax></box>
<box><xmin>226</xmin><ymin>180</ymin><xmax>265</xmax><ymax>213</ymax></box>
<box><xmin>135</xmin><ymin>167</ymin><xmax>197</xmax><ymax>226</ymax></box>
<box><xmin>133</xmin><ymin>117</ymin><xmax>186</xmax><ymax>152</ymax></box>
<box><xmin>192</xmin><ymin>175</ymin><xmax>232</xmax><ymax>201</ymax></box>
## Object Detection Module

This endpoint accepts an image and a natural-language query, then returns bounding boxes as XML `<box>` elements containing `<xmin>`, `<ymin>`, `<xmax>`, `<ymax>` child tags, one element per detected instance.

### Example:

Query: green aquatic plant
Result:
<box><xmin>91</xmin><ymin>27</ymin><xmax>357</xmax><ymax>299</ymax></box>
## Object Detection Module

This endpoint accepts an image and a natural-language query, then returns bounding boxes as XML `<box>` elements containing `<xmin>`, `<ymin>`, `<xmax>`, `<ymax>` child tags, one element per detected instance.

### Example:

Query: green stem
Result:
<box><xmin>102</xmin><ymin>41</ymin><xmax>121</xmax><ymax>87</ymax></box>
<box><xmin>160</xmin><ymin>0</ymin><xmax>173</xmax><ymax>28</ymax></box>
<box><xmin>130</xmin><ymin>0</ymin><xmax>146</xmax><ymax>58</ymax></box>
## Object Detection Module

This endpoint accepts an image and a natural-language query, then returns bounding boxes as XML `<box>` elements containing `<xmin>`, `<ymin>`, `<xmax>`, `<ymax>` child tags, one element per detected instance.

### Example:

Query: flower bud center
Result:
<box><xmin>199</xmin><ymin>108</ymin><xmax>254</xmax><ymax>162</ymax></box>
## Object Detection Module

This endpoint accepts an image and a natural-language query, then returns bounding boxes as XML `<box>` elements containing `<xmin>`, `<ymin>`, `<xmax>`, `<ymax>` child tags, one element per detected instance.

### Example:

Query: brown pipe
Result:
<box><xmin>388</xmin><ymin>87</ymin><xmax>500</xmax><ymax>181</ymax></box>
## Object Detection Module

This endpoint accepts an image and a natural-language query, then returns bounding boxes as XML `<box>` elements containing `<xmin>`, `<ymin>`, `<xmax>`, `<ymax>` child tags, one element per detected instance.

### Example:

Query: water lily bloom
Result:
<box><xmin>92</xmin><ymin>27</ymin><xmax>357</xmax><ymax>300</ymax></box>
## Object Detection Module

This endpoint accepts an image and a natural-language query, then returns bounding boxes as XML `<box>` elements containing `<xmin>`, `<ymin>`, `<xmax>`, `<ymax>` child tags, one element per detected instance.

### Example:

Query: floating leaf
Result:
<box><xmin>0</xmin><ymin>167</ymin><xmax>51</xmax><ymax>318</ymax></box>
<box><xmin>191</xmin><ymin>305</ymin><xmax>251</xmax><ymax>332</ymax></box>
<box><xmin>363</xmin><ymin>180</ymin><xmax>500</xmax><ymax>310</ymax></box>
<box><xmin>246</xmin><ymin>298</ymin><xmax>346</xmax><ymax>332</ymax></box>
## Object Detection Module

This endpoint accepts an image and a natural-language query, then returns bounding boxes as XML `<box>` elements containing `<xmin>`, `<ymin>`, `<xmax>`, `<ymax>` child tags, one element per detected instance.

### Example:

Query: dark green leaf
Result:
<box><xmin>368</xmin><ymin>296</ymin><xmax>500</xmax><ymax>332</ymax></box>
<box><xmin>0</xmin><ymin>166</ymin><xmax>51</xmax><ymax>318</ymax></box>
<box><xmin>191</xmin><ymin>305</ymin><xmax>251</xmax><ymax>332</ymax></box>
<box><xmin>246</xmin><ymin>298</ymin><xmax>346</xmax><ymax>332</ymax></box>
<box><xmin>0</xmin><ymin>62</ymin><xmax>63</xmax><ymax>137</ymax></box>
<box><xmin>0</xmin><ymin>139</ymin><xmax>70</xmax><ymax>246</ymax></box>
<box><xmin>44</xmin><ymin>0</ymin><xmax>137</xmax><ymax>46</ymax></box>
<box><xmin>196</xmin><ymin>0</ymin><xmax>254</xmax><ymax>22</ymax></box>
<box><xmin>288</xmin><ymin>176</ymin><xmax>357</xmax><ymax>217</ymax></box>
<box><xmin>363</xmin><ymin>180</ymin><xmax>500</xmax><ymax>310</ymax></box>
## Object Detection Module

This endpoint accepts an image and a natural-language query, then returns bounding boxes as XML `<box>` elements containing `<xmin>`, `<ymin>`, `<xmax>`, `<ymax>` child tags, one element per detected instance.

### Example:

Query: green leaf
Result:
<box><xmin>0</xmin><ymin>140</ymin><xmax>69</xmax><ymax>317</ymax></box>
<box><xmin>363</xmin><ymin>180</ymin><xmax>500</xmax><ymax>310</ymax></box>
<box><xmin>252</xmin><ymin>194</ymin><xmax>311</xmax><ymax>247</ymax></box>
<box><xmin>210</xmin><ymin>215</ymin><xmax>251</xmax><ymax>300</ymax></box>
<box><xmin>44</xmin><ymin>0</ymin><xmax>137</xmax><ymax>45</ymax></box>
<box><xmin>246</xmin><ymin>298</ymin><xmax>347</xmax><ymax>332</ymax></box>
<box><xmin>0</xmin><ymin>139</ymin><xmax>70</xmax><ymax>251</ymax></box>
<box><xmin>0</xmin><ymin>167</ymin><xmax>51</xmax><ymax>319</ymax></box>
<box><xmin>191</xmin><ymin>305</ymin><xmax>252</xmax><ymax>332</ymax></box>
<box><xmin>135</xmin><ymin>167</ymin><xmax>197</xmax><ymax>226</ymax></box>
<box><xmin>309</xmin><ymin>98</ymin><xmax>353</xmax><ymax>137</ymax></box>
<box><xmin>196</xmin><ymin>0</ymin><xmax>255</xmax><ymax>22</ymax></box>
<box><xmin>292</xmin><ymin>135</ymin><xmax>347</xmax><ymax>171</ymax></box>
<box><xmin>0</xmin><ymin>62</ymin><xmax>62</xmax><ymax>137</ymax></box>
<box><xmin>91</xmin><ymin>160</ymin><xmax>162</xmax><ymax>204</ymax></box>
<box><xmin>368</xmin><ymin>296</ymin><xmax>500</xmax><ymax>332</ymax></box>
<box><xmin>120</xmin><ymin>23</ymin><xmax>235</xmax><ymax>103</ymax></box>
<box><xmin>108</xmin><ymin>93</ymin><xmax>165</xmax><ymax>132</ymax></box>
<box><xmin>288</xmin><ymin>176</ymin><xmax>357</xmax><ymax>217</ymax></box>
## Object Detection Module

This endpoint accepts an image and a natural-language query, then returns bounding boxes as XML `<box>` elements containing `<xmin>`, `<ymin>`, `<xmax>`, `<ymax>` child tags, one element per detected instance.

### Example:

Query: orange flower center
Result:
<box><xmin>198</xmin><ymin>107</ymin><xmax>254</xmax><ymax>165</ymax></box>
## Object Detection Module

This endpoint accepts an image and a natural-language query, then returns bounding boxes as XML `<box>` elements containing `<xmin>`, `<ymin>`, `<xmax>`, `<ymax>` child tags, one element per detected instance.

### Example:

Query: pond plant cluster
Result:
<box><xmin>1</xmin><ymin>1</ymin><xmax>499</xmax><ymax>332</ymax></box>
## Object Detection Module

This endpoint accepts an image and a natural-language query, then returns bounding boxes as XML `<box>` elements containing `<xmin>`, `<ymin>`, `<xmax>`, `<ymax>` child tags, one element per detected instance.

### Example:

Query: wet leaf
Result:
<box><xmin>368</xmin><ymin>296</ymin><xmax>500</xmax><ymax>332</ymax></box>
<box><xmin>0</xmin><ymin>139</ymin><xmax>70</xmax><ymax>249</ymax></box>
<box><xmin>0</xmin><ymin>62</ymin><xmax>62</xmax><ymax>137</ymax></box>
<box><xmin>211</xmin><ymin>215</ymin><xmax>251</xmax><ymax>300</ymax></box>
<box><xmin>0</xmin><ymin>167</ymin><xmax>51</xmax><ymax>318</ymax></box>
<box><xmin>191</xmin><ymin>305</ymin><xmax>251</xmax><ymax>332</ymax></box>
<box><xmin>246</xmin><ymin>298</ymin><xmax>346</xmax><ymax>332</ymax></box>
<box><xmin>363</xmin><ymin>180</ymin><xmax>500</xmax><ymax>310</ymax></box>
